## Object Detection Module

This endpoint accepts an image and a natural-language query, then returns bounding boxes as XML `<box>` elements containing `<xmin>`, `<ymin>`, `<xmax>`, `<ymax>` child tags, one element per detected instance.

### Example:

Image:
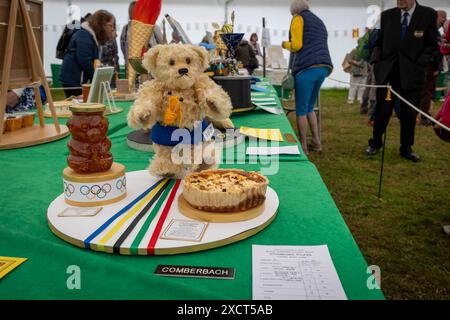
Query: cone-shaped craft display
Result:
<box><xmin>220</xmin><ymin>33</ymin><xmax>244</xmax><ymax>60</ymax></box>
<box><xmin>128</xmin><ymin>0</ymin><xmax>162</xmax><ymax>91</ymax></box>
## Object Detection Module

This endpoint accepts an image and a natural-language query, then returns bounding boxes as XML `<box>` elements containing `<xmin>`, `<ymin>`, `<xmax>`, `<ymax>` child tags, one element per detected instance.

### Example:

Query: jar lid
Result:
<box><xmin>70</xmin><ymin>103</ymin><xmax>105</xmax><ymax>113</ymax></box>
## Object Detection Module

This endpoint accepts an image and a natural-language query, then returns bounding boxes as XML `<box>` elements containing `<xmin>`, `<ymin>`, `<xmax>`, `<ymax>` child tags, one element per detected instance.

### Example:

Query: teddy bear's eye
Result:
<box><xmin>186</xmin><ymin>57</ymin><xmax>191</xmax><ymax>64</ymax></box>
<box><xmin>169</xmin><ymin>59</ymin><xmax>175</xmax><ymax>66</ymax></box>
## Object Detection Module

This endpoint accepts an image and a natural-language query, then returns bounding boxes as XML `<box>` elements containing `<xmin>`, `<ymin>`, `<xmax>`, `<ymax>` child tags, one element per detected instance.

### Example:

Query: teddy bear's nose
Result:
<box><xmin>178</xmin><ymin>68</ymin><xmax>189</xmax><ymax>75</ymax></box>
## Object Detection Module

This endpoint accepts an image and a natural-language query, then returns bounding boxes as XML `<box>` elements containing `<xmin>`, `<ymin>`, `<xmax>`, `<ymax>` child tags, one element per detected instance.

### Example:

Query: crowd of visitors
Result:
<box><xmin>342</xmin><ymin>0</ymin><xmax>449</xmax><ymax>163</ymax></box>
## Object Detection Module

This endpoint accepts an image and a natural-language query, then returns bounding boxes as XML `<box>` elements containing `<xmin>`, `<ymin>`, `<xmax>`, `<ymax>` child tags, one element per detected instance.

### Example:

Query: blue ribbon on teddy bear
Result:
<box><xmin>151</xmin><ymin>119</ymin><xmax>210</xmax><ymax>147</ymax></box>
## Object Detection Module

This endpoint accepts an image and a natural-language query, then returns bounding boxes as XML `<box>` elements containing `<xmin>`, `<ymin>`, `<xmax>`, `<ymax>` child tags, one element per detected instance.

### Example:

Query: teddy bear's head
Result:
<box><xmin>142</xmin><ymin>44</ymin><xmax>210</xmax><ymax>90</ymax></box>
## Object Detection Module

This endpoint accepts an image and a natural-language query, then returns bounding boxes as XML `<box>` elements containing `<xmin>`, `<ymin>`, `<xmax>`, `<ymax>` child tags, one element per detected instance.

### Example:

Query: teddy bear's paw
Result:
<box><xmin>206</xmin><ymin>96</ymin><xmax>232</xmax><ymax>120</ymax></box>
<box><xmin>138</xmin><ymin>111</ymin><xmax>152</xmax><ymax>123</ymax></box>
<box><xmin>149</xmin><ymin>160</ymin><xmax>184</xmax><ymax>179</ymax></box>
<box><xmin>128</xmin><ymin>108</ymin><xmax>152</xmax><ymax>129</ymax></box>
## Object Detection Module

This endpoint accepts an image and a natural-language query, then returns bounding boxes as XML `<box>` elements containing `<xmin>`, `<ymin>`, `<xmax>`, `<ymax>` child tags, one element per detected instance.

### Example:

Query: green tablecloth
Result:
<box><xmin>0</xmin><ymin>95</ymin><xmax>384</xmax><ymax>300</ymax></box>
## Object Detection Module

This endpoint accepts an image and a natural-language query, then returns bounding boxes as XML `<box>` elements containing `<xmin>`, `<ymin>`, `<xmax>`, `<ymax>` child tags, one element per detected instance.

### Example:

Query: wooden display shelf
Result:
<box><xmin>0</xmin><ymin>0</ymin><xmax>62</xmax><ymax>148</ymax></box>
<box><xmin>0</xmin><ymin>124</ymin><xmax>69</xmax><ymax>150</ymax></box>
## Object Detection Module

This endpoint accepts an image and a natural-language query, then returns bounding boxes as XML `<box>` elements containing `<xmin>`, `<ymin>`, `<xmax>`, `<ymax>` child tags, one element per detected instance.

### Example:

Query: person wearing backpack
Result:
<box><xmin>59</xmin><ymin>10</ymin><xmax>116</xmax><ymax>98</ymax></box>
<box><xmin>236</xmin><ymin>39</ymin><xmax>259</xmax><ymax>75</ymax></box>
<box><xmin>55</xmin><ymin>14</ymin><xmax>90</xmax><ymax>60</ymax></box>
<box><xmin>56</xmin><ymin>22</ymin><xmax>80</xmax><ymax>61</ymax></box>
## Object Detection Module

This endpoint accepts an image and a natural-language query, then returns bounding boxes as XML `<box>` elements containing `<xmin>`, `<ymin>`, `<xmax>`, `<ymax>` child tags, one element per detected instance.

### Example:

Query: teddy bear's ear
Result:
<box><xmin>190</xmin><ymin>45</ymin><xmax>210</xmax><ymax>71</ymax></box>
<box><xmin>142</xmin><ymin>45</ymin><xmax>162</xmax><ymax>74</ymax></box>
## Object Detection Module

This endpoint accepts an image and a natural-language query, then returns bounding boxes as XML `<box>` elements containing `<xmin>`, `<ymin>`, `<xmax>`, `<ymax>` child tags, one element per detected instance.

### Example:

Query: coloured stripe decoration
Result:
<box><xmin>130</xmin><ymin>179</ymin><xmax>176</xmax><ymax>255</ymax></box>
<box><xmin>112</xmin><ymin>179</ymin><xmax>172</xmax><ymax>254</ymax></box>
<box><xmin>83</xmin><ymin>179</ymin><xmax>181</xmax><ymax>254</ymax></box>
<box><xmin>147</xmin><ymin>179</ymin><xmax>181</xmax><ymax>255</ymax></box>
<box><xmin>83</xmin><ymin>179</ymin><xmax>166</xmax><ymax>249</ymax></box>
<box><xmin>96</xmin><ymin>179</ymin><xmax>167</xmax><ymax>251</ymax></box>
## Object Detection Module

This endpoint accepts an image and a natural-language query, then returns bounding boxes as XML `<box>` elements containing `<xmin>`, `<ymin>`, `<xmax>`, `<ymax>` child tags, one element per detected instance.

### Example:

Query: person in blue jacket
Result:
<box><xmin>59</xmin><ymin>10</ymin><xmax>115</xmax><ymax>98</ymax></box>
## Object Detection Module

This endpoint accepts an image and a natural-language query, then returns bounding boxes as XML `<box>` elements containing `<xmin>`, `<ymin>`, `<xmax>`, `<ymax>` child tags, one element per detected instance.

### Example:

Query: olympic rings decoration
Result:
<box><xmin>86</xmin><ymin>192</ymin><xmax>96</xmax><ymax>200</ymax></box>
<box><xmin>91</xmin><ymin>185</ymin><xmax>102</xmax><ymax>195</ymax></box>
<box><xmin>102</xmin><ymin>183</ymin><xmax>112</xmax><ymax>193</ymax></box>
<box><xmin>75</xmin><ymin>183</ymin><xmax>115</xmax><ymax>199</ymax></box>
<box><xmin>80</xmin><ymin>185</ymin><xmax>90</xmax><ymax>196</ymax></box>
<box><xmin>116</xmin><ymin>177</ymin><xmax>126</xmax><ymax>192</ymax></box>
<box><xmin>64</xmin><ymin>182</ymin><xmax>75</xmax><ymax>197</ymax></box>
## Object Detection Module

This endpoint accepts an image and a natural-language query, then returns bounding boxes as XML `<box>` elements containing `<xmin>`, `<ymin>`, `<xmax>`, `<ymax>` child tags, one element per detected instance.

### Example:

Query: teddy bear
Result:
<box><xmin>127</xmin><ymin>44</ymin><xmax>233</xmax><ymax>178</ymax></box>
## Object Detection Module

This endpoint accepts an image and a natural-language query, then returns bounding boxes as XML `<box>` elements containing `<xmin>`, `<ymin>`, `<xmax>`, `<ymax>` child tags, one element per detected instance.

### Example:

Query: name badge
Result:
<box><xmin>414</xmin><ymin>30</ymin><xmax>424</xmax><ymax>38</ymax></box>
<box><xmin>203</xmin><ymin>123</ymin><xmax>215</xmax><ymax>142</ymax></box>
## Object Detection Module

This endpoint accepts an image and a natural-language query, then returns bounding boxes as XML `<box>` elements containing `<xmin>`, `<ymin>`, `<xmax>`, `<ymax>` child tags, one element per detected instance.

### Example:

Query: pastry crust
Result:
<box><xmin>182</xmin><ymin>169</ymin><xmax>269</xmax><ymax>212</ymax></box>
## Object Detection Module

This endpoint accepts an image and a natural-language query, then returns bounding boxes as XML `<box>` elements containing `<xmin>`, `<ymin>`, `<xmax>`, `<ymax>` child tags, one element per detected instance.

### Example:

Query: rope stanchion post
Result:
<box><xmin>378</xmin><ymin>127</ymin><xmax>388</xmax><ymax>200</ymax></box>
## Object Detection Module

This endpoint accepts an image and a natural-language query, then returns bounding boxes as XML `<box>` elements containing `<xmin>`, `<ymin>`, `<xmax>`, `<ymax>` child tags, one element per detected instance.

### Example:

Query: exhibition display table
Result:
<box><xmin>0</xmin><ymin>87</ymin><xmax>384</xmax><ymax>300</ymax></box>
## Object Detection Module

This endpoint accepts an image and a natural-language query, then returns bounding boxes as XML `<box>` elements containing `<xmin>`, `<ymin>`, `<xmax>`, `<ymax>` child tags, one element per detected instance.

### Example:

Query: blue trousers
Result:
<box><xmin>294</xmin><ymin>67</ymin><xmax>328</xmax><ymax>116</ymax></box>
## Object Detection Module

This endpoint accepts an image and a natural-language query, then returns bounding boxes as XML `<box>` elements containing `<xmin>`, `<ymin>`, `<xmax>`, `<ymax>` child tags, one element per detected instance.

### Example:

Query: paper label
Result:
<box><xmin>246</xmin><ymin>145</ymin><xmax>300</xmax><ymax>156</ymax></box>
<box><xmin>203</xmin><ymin>123</ymin><xmax>215</xmax><ymax>142</ymax></box>
<box><xmin>160</xmin><ymin>219</ymin><xmax>208</xmax><ymax>242</ymax></box>
<box><xmin>252</xmin><ymin>245</ymin><xmax>347</xmax><ymax>300</ymax></box>
<box><xmin>58</xmin><ymin>207</ymin><xmax>102</xmax><ymax>217</ymax></box>
<box><xmin>240</xmin><ymin>126</ymin><xmax>284</xmax><ymax>141</ymax></box>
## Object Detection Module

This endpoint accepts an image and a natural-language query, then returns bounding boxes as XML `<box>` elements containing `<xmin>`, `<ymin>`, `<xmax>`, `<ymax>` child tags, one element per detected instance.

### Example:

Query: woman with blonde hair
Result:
<box><xmin>282</xmin><ymin>0</ymin><xmax>333</xmax><ymax>154</ymax></box>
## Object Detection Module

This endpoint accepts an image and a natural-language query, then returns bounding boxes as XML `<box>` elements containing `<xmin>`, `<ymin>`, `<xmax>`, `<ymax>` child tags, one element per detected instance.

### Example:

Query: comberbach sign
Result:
<box><xmin>155</xmin><ymin>264</ymin><xmax>235</xmax><ymax>280</ymax></box>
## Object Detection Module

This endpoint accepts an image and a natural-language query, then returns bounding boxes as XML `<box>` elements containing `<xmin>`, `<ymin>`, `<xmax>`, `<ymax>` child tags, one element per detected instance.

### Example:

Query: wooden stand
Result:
<box><xmin>0</xmin><ymin>0</ymin><xmax>68</xmax><ymax>149</ymax></box>
<box><xmin>127</xmin><ymin>129</ymin><xmax>154</xmax><ymax>152</ymax></box>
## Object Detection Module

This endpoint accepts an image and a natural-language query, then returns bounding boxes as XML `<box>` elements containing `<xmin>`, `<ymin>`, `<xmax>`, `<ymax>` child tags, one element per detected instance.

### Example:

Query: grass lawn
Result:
<box><xmin>285</xmin><ymin>89</ymin><xmax>450</xmax><ymax>300</ymax></box>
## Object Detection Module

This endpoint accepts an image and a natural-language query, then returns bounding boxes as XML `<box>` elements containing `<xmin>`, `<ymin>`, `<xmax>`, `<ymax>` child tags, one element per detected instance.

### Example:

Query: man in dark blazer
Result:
<box><xmin>366</xmin><ymin>0</ymin><xmax>439</xmax><ymax>162</ymax></box>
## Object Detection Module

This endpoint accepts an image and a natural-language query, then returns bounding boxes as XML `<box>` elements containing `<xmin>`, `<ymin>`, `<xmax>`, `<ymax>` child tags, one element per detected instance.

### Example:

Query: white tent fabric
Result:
<box><xmin>42</xmin><ymin>0</ymin><xmax>450</xmax><ymax>88</ymax></box>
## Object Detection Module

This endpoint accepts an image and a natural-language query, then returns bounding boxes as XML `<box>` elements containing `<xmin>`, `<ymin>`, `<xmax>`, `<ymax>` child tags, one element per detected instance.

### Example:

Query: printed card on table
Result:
<box><xmin>252</xmin><ymin>245</ymin><xmax>347</xmax><ymax>300</ymax></box>
<box><xmin>240</xmin><ymin>126</ymin><xmax>284</xmax><ymax>142</ymax></box>
<box><xmin>160</xmin><ymin>219</ymin><xmax>208</xmax><ymax>242</ymax></box>
<box><xmin>58</xmin><ymin>207</ymin><xmax>102</xmax><ymax>217</ymax></box>
<box><xmin>246</xmin><ymin>145</ymin><xmax>301</xmax><ymax>156</ymax></box>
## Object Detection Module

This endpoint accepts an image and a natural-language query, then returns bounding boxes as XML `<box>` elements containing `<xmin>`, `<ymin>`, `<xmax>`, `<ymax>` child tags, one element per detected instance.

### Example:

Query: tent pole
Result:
<box><xmin>263</xmin><ymin>17</ymin><xmax>266</xmax><ymax>78</ymax></box>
